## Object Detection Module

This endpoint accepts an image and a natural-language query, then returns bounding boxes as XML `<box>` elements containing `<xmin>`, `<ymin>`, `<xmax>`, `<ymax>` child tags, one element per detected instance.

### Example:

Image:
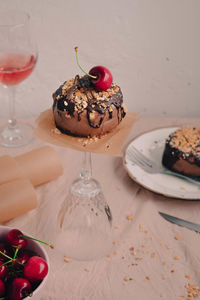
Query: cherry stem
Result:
<box><xmin>20</xmin><ymin>235</ymin><xmax>54</xmax><ymax>249</ymax></box>
<box><xmin>0</xmin><ymin>250</ymin><xmax>12</xmax><ymax>261</ymax></box>
<box><xmin>0</xmin><ymin>260</ymin><xmax>12</xmax><ymax>267</ymax></box>
<box><xmin>13</xmin><ymin>247</ymin><xmax>19</xmax><ymax>260</ymax></box>
<box><xmin>74</xmin><ymin>47</ymin><xmax>97</xmax><ymax>79</ymax></box>
<box><xmin>0</xmin><ymin>250</ymin><xmax>24</xmax><ymax>266</ymax></box>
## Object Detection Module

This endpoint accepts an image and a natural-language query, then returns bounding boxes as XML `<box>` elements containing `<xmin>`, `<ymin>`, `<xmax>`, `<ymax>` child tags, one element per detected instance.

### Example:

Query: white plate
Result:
<box><xmin>123</xmin><ymin>127</ymin><xmax>200</xmax><ymax>200</ymax></box>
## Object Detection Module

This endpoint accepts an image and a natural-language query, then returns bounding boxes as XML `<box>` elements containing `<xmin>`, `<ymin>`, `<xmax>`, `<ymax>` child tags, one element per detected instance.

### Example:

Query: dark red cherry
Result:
<box><xmin>14</xmin><ymin>250</ymin><xmax>31</xmax><ymax>270</ymax></box>
<box><xmin>6</xmin><ymin>229</ymin><xmax>27</xmax><ymax>250</ymax></box>
<box><xmin>89</xmin><ymin>66</ymin><xmax>113</xmax><ymax>91</ymax></box>
<box><xmin>0</xmin><ymin>279</ymin><xmax>5</xmax><ymax>297</ymax></box>
<box><xmin>23</xmin><ymin>256</ymin><xmax>48</xmax><ymax>282</ymax></box>
<box><xmin>0</xmin><ymin>261</ymin><xmax>8</xmax><ymax>279</ymax></box>
<box><xmin>8</xmin><ymin>278</ymin><xmax>31</xmax><ymax>300</ymax></box>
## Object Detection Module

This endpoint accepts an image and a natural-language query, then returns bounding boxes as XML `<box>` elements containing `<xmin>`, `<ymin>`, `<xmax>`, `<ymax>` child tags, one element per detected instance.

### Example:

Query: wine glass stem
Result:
<box><xmin>7</xmin><ymin>85</ymin><xmax>17</xmax><ymax>128</ymax></box>
<box><xmin>80</xmin><ymin>152</ymin><xmax>92</xmax><ymax>182</ymax></box>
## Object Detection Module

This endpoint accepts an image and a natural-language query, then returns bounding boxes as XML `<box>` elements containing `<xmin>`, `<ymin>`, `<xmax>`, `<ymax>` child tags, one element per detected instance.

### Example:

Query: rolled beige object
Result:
<box><xmin>0</xmin><ymin>179</ymin><xmax>37</xmax><ymax>223</ymax></box>
<box><xmin>15</xmin><ymin>146</ymin><xmax>63</xmax><ymax>187</ymax></box>
<box><xmin>0</xmin><ymin>155</ymin><xmax>25</xmax><ymax>185</ymax></box>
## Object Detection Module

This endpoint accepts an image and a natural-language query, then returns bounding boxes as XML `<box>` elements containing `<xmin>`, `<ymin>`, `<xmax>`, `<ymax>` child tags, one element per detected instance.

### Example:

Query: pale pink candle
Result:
<box><xmin>0</xmin><ymin>179</ymin><xmax>37</xmax><ymax>223</ymax></box>
<box><xmin>15</xmin><ymin>146</ymin><xmax>63</xmax><ymax>187</ymax></box>
<box><xmin>0</xmin><ymin>155</ymin><xmax>25</xmax><ymax>185</ymax></box>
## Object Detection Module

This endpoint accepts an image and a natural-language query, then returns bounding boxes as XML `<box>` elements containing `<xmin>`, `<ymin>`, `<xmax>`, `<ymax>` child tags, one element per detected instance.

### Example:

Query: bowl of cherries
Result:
<box><xmin>0</xmin><ymin>225</ymin><xmax>50</xmax><ymax>300</ymax></box>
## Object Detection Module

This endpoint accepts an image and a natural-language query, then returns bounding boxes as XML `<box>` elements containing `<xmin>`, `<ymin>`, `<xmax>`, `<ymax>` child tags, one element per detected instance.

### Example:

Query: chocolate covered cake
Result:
<box><xmin>162</xmin><ymin>127</ymin><xmax>200</xmax><ymax>177</ymax></box>
<box><xmin>52</xmin><ymin>75</ymin><xmax>126</xmax><ymax>137</ymax></box>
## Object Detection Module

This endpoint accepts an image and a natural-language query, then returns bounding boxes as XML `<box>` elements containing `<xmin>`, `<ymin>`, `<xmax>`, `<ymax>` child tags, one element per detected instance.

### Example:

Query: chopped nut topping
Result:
<box><xmin>65</xmin><ymin>114</ymin><xmax>71</xmax><ymax>119</ymax></box>
<box><xmin>109</xmin><ymin>106</ymin><xmax>113</xmax><ymax>112</ymax></box>
<box><xmin>89</xmin><ymin>112</ymin><xmax>96</xmax><ymax>121</ymax></box>
<box><xmin>168</xmin><ymin>127</ymin><xmax>200</xmax><ymax>158</ymax></box>
<box><xmin>51</xmin><ymin>127</ymin><xmax>61</xmax><ymax>135</ymax></box>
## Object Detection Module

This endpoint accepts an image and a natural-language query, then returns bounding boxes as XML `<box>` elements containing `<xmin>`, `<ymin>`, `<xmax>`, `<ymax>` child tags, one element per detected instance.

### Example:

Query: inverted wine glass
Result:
<box><xmin>56</xmin><ymin>151</ymin><xmax>113</xmax><ymax>261</ymax></box>
<box><xmin>0</xmin><ymin>10</ymin><xmax>38</xmax><ymax>147</ymax></box>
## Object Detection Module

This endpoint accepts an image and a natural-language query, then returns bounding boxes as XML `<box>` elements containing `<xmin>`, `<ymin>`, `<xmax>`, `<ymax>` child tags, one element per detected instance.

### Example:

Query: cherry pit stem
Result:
<box><xmin>74</xmin><ymin>47</ymin><xmax>97</xmax><ymax>79</ymax></box>
<box><xmin>0</xmin><ymin>250</ymin><xmax>12</xmax><ymax>261</ymax></box>
<box><xmin>20</xmin><ymin>235</ymin><xmax>54</xmax><ymax>249</ymax></box>
<box><xmin>0</xmin><ymin>250</ymin><xmax>24</xmax><ymax>267</ymax></box>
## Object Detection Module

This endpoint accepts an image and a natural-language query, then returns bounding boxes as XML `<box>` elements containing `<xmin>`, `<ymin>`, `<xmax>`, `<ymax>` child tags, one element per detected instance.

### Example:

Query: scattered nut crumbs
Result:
<box><xmin>123</xmin><ymin>276</ymin><xmax>133</xmax><ymax>282</ymax></box>
<box><xmin>174</xmin><ymin>256</ymin><xmax>180</xmax><ymax>260</ymax></box>
<box><xmin>171</xmin><ymin>269</ymin><xmax>175</xmax><ymax>273</ymax></box>
<box><xmin>166</xmin><ymin>245</ymin><xmax>172</xmax><ymax>249</ymax></box>
<box><xmin>175</xmin><ymin>235</ymin><xmax>182</xmax><ymax>240</ymax></box>
<box><xmin>114</xmin><ymin>225</ymin><xmax>120</xmax><ymax>229</ymax></box>
<box><xmin>51</xmin><ymin>127</ymin><xmax>61</xmax><ymax>135</ymax></box>
<box><xmin>64</xmin><ymin>255</ymin><xmax>72</xmax><ymax>263</ymax></box>
<box><xmin>145</xmin><ymin>276</ymin><xmax>151</xmax><ymax>280</ymax></box>
<box><xmin>185</xmin><ymin>282</ymin><xmax>199</xmax><ymax>299</ymax></box>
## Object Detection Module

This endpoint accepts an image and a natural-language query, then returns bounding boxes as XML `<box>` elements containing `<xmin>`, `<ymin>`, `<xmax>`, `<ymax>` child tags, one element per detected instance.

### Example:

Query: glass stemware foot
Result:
<box><xmin>0</xmin><ymin>121</ymin><xmax>34</xmax><ymax>147</ymax></box>
<box><xmin>56</xmin><ymin>152</ymin><xmax>113</xmax><ymax>261</ymax></box>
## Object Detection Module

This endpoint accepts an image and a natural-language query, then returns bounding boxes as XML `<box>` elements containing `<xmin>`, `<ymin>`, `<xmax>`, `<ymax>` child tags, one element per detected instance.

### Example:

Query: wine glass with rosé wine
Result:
<box><xmin>0</xmin><ymin>10</ymin><xmax>38</xmax><ymax>147</ymax></box>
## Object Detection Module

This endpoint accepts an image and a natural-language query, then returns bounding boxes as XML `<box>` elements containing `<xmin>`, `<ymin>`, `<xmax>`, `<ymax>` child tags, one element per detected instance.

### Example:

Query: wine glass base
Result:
<box><xmin>56</xmin><ymin>178</ymin><xmax>113</xmax><ymax>261</ymax></box>
<box><xmin>0</xmin><ymin>122</ymin><xmax>34</xmax><ymax>147</ymax></box>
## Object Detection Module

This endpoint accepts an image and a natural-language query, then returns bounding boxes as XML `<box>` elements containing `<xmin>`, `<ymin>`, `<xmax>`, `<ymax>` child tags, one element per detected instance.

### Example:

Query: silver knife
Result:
<box><xmin>159</xmin><ymin>211</ymin><xmax>200</xmax><ymax>233</ymax></box>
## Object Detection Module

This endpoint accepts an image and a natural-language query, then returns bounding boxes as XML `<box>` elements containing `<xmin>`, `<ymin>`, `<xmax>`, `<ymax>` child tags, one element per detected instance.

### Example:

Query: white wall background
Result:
<box><xmin>0</xmin><ymin>0</ymin><xmax>199</xmax><ymax>119</ymax></box>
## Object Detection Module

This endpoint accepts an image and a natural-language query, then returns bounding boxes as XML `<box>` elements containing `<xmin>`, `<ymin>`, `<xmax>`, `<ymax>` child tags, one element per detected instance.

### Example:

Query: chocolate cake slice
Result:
<box><xmin>162</xmin><ymin>127</ymin><xmax>200</xmax><ymax>178</ymax></box>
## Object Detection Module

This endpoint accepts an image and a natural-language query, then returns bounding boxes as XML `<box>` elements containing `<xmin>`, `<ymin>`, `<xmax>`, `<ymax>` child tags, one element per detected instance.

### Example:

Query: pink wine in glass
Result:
<box><xmin>0</xmin><ymin>52</ymin><xmax>36</xmax><ymax>86</ymax></box>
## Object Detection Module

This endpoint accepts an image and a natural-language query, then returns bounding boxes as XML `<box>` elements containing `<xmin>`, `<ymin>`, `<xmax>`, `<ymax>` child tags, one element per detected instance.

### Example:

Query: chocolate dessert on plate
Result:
<box><xmin>162</xmin><ymin>127</ymin><xmax>200</xmax><ymax>178</ymax></box>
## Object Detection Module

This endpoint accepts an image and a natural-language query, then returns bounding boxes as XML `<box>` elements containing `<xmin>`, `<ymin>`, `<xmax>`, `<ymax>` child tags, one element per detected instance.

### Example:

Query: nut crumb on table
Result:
<box><xmin>175</xmin><ymin>235</ymin><xmax>182</xmax><ymax>240</ymax></box>
<box><xmin>127</xmin><ymin>215</ymin><xmax>133</xmax><ymax>220</ymax></box>
<box><xmin>64</xmin><ymin>255</ymin><xmax>72</xmax><ymax>263</ymax></box>
<box><xmin>185</xmin><ymin>282</ymin><xmax>199</xmax><ymax>299</ymax></box>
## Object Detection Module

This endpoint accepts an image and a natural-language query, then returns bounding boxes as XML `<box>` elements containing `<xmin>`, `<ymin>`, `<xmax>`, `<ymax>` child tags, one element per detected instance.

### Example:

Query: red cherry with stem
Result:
<box><xmin>14</xmin><ymin>250</ymin><xmax>31</xmax><ymax>269</ymax></box>
<box><xmin>89</xmin><ymin>66</ymin><xmax>113</xmax><ymax>91</ymax></box>
<box><xmin>0</xmin><ymin>261</ymin><xmax>8</xmax><ymax>279</ymax></box>
<box><xmin>74</xmin><ymin>47</ymin><xmax>113</xmax><ymax>91</ymax></box>
<box><xmin>6</xmin><ymin>229</ymin><xmax>27</xmax><ymax>250</ymax></box>
<box><xmin>23</xmin><ymin>256</ymin><xmax>48</xmax><ymax>282</ymax></box>
<box><xmin>8</xmin><ymin>278</ymin><xmax>31</xmax><ymax>300</ymax></box>
<box><xmin>0</xmin><ymin>279</ymin><xmax>5</xmax><ymax>297</ymax></box>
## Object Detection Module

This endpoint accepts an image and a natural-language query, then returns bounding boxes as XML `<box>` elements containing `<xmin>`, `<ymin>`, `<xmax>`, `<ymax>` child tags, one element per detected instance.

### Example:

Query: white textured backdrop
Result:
<box><xmin>0</xmin><ymin>0</ymin><xmax>199</xmax><ymax>118</ymax></box>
